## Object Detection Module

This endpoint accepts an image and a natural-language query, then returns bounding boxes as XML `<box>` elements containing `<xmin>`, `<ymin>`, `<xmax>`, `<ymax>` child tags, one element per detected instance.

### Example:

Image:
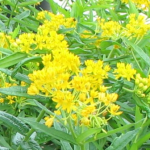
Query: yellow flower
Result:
<box><xmin>121</xmin><ymin>0</ymin><xmax>150</xmax><ymax>10</ymax></box>
<box><xmin>0</xmin><ymin>98</ymin><xmax>4</xmax><ymax>103</ymax></box>
<box><xmin>109</xmin><ymin>104</ymin><xmax>122</xmax><ymax>116</ymax></box>
<box><xmin>27</xmin><ymin>84</ymin><xmax>39</xmax><ymax>95</ymax></box>
<box><xmin>52</xmin><ymin>91</ymin><xmax>75</xmax><ymax>113</ymax></box>
<box><xmin>71</xmin><ymin>76</ymin><xmax>91</xmax><ymax>92</ymax></box>
<box><xmin>124</xmin><ymin>14</ymin><xmax>150</xmax><ymax>38</ymax></box>
<box><xmin>44</xmin><ymin>116</ymin><xmax>54</xmax><ymax>128</ymax></box>
<box><xmin>106</xmin><ymin>93</ymin><xmax>118</xmax><ymax>103</ymax></box>
<box><xmin>114</xmin><ymin>63</ymin><xmax>136</xmax><ymax>81</ymax></box>
<box><xmin>81</xmin><ymin>105</ymin><xmax>96</xmax><ymax>117</ymax></box>
<box><xmin>99</xmin><ymin>19</ymin><xmax>122</xmax><ymax>39</ymax></box>
<box><xmin>80</xmin><ymin>117</ymin><xmax>90</xmax><ymax>126</ymax></box>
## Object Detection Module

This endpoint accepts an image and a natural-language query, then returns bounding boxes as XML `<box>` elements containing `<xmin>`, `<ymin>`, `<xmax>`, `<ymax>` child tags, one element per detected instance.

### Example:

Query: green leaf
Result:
<box><xmin>86</xmin><ymin>121</ymin><xmax>142</xmax><ymax>143</ymax></box>
<box><xmin>15</xmin><ymin>10</ymin><xmax>30</xmax><ymax>20</ymax></box>
<box><xmin>0</xmin><ymin>68</ymin><xmax>31</xmax><ymax>84</ymax></box>
<box><xmin>18</xmin><ymin>0</ymin><xmax>43</xmax><ymax>7</ymax></box>
<box><xmin>54</xmin><ymin>121</ymin><xmax>73</xmax><ymax>150</ymax></box>
<box><xmin>128</xmin><ymin>0</ymin><xmax>139</xmax><ymax>15</ymax></box>
<box><xmin>12</xmin><ymin>132</ymin><xmax>24</xmax><ymax>145</ymax></box>
<box><xmin>12</xmin><ymin>133</ymin><xmax>42</xmax><ymax>150</ymax></box>
<box><xmin>20</xmin><ymin>139</ymin><xmax>42</xmax><ymax>150</ymax></box>
<box><xmin>26</xmin><ymin>121</ymin><xmax>77</xmax><ymax>145</ymax></box>
<box><xmin>11</xmin><ymin>56</ymin><xmax>42</xmax><ymax>77</ymax></box>
<box><xmin>0</xmin><ymin>146</ymin><xmax>9</xmax><ymax>150</ymax></box>
<box><xmin>11</xmin><ymin>24</ymin><xmax>20</xmax><ymax>39</ymax></box>
<box><xmin>106</xmin><ymin>129</ymin><xmax>139</xmax><ymax>150</ymax></box>
<box><xmin>12</xmin><ymin>18</ymin><xmax>38</xmax><ymax>32</ymax></box>
<box><xmin>0</xmin><ymin>86</ymin><xmax>49</xmax><ymax>102</ymax></box>
<box><xmin>0</xmin><ymin>135</ymin><xmax>11</xmax><ymax>149</ymax></box>
<box><xmin>124</xmin><ymin>39</ymin><xmax>150</xmax><ymax>67</ymax></box>
<box><xmin>0</xmin><ymin>52</ymin><xmax>27</xmax><ymax>68</ymax></box>
<box><xmin>47</xmin><ymin>0</ymin><xmax>58</xmax><ymax>14</ymax></box>
<box><xmin>0</xmin><ymin>111</ymin><xmax>29</xmax><ymax>135</ymax></box>
<box><xmin>33</xmin><ymin>100</ymin><xmax>54</xmax><ymax>116</ymax></box>
<box><xmin>0</xmin><ymin>48</ymin><xmax>13</xmax><ymax>55</ymax></box>
<box><xmin>76</xmin><ymin>128</ymin><xmax>101</xmax><ymax>143</ymax></box>
<box><xmin>78</xmin><ymin>23</ymin><xmax>95</xmax><ymax>34</ymax></box>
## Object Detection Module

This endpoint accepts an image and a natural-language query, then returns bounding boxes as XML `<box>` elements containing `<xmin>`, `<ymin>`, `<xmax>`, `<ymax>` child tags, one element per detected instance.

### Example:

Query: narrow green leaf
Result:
<box><xmin>78</xmin><ymin>23</ymin><xmax>95</xmax><ymax>34</ymax></box>
<box><xmin>0</xmin><ymin>14</ymin><xmax>8</xmax><ymax>20</ymax></box>
<box><xmin>0</xmin><ymin>68</ymin><xmax>31</xmax><ymax>84</ymax></box>
<box><xmin>86</xmin><ymin>121</ymin><xmax>142</xmax><ymax>143</ymax></box>
<box><xmin>106</xmin><ymin>129</ymin><xmax>139</xmax><ymax>150</ymax></box>
<box><xmin>0</xmin><ymin>86</ymin><xmax>49</xmax><ymax>102</ymax></box>
<box><xmin>0</xmin><ymin>135</ymin><xmax>11</xmax><ymax>149</ymax></box>
<box><xmin>0</xmin><ymin>52</ymin><xmax>27</xmax><ymax>68</ymax></box>
<box><xmin>26</xmin><ymin>121</ymin><xmax>77</xmax><ymax>145</ymax></box>
<box><xmin>54</xmin><ymin>122</ymin><xmax>73</xmax><ymax>150</ymax></box>
<box><xmin>12</xmin><ymin>24</ymin><xmax>20</xmax><ymax>39</ymax></box>
<box><xmin>0</xmin><ymin>111</ymin><xmax>29</xmax><ymax>135</ymax></box>
<box><xmin>0</xmin><ymin>48</ymin><xmax>13</xmax><ymax>55</ymax></box>
<box><xmin>11</xmin><ymin>56</ymin><xmax>42</xmax><ymax>77</ymax></box>
<box><xmin>33</xmin><ymin>100</ymin><xmax>54</xmax><ymax>116</ymax></box>
<box><xmin>18</xmin><ymin>0</ymin><xmax>43</xmax><ymax>7</ymax></box>
<box><xmin>135</xmin><ymin>106</ymin><xmax>143</xmax><ymax>129</ymax></box>
<box><xmin>84</xmin><ymin>5</ymin><xmax>111</xmax><ymax>10</ymax></box>
<box><xmin>12</xmin><ymin>18</ymin><xmax>38</xmax><ymax>32</ymax></box>
<box><xmin>15</xmin><ymin>10</ymin><xmax>30</xmax><ymax>20</ymax></box>
<box><xmin>128</xmin><ymin>0</ymin><xmax>139</xmax><ymax>15</ymax></box>
<box><xmin>46</xmin><ymin>0</ymin><xmax>58</xmax><ymax>14</ymax></box>
<box><xmin>76</xmin><ymin>128</ymin><xmax>101</xmax><ymax>143</ymax></box>
<box><xmin>124</xmin><ymin>39</ymin><xmax>150</xmax><ymax>67</ymax></box>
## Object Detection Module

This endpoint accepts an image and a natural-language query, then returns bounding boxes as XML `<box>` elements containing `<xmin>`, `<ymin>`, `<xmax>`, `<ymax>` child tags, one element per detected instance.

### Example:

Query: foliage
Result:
<box><xmin>0</xmin><ymin>0</ymin><xmax>150</xmax><ymax>150</ymax></box>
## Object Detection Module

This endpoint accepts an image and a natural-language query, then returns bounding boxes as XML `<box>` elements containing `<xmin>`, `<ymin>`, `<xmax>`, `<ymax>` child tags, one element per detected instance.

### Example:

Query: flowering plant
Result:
<box><xmin>0</xmin><ymin>0</ymin><xmax>150</xmax><ymax>150</ymax></box>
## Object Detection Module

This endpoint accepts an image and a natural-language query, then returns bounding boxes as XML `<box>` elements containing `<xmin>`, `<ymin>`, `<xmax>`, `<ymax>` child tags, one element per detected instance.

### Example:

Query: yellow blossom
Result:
<box><xmin>81</xmin><ymin>105</ymin><xmax>96</xmax><ymax>117</ymax></box>
<box><xmin>44</xmin><ymin>116</ymin><xmax>54</xmax><ymax>128</ymax></box>
<box><xmin>114</xmin><ymin>63</ymin><xmax>136</xmax><ymax>81</ymax></box>
<box><xmin>124</xmin><ymin>14</ymin><xmax>150</xmax><ymax>38</ymax></box>
<box><xmin>109</xmin><ymin>104</ymin><xmax>122</xmax><ymax>116</ymax></box>
<box><xmin>0</xmin><ymin>98</ymin><xmax>4</xmax><ymax>103</ymax></box>
<box><xmin>52</xmin><ymin>91</ymin><xmax>75</xmax><ymax>113</ymax></box>
<box><xmin>80</xmin><ymin>117</ymin><xmax>90</xmax><ymax>126</ymax></box>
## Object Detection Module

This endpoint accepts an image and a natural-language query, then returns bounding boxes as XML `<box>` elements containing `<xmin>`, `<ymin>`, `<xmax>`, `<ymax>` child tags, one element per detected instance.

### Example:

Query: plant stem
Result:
<box><xmin>107</xmin><ymin>48</ymin><xmax>115</xmax><ymax>59</ymax></box>
<box><xmin>68</xmin><ymin>117</ymin><xmax>77</xmax><ymax>139</ymax></box>
<box><xmin>17</xmin><ymin>102</ymin><xmax>50</xmax><ymax>150</ymax></box>
<box><xmin>130</xmin><ymin>48</ymin><xmax>143</xmax><ymax>72</ymax></box>
<box><xmin>122</xmin><ymin>87</ymin><xmax>134</xmax><ymax>93</ymax></box>
<box><xmin>7</xmin><ymin>0</ymin><xmax>19</xmax><ymax>30</ymax></box>
<box><xmin>80</xmin><ymin>144</ymin><xmax>85</xmax><ymax>150</ymax></box>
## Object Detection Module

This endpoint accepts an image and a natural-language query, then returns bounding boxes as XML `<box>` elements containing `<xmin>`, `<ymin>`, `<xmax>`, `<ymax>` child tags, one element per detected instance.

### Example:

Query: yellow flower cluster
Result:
<box><xmin>125</xmin><ymin>14</ymin><xmax>150</xmax><ymax>38</ymax></box>
<box><xmin>97</xmin><ymin>14</ymin><xmax>150</xmax><ymax>40</ymax></box>
<box><xmin>113</xmin><ymin>62</ymin><xmax>136</xmax><ymax>81</ymax></box>
<box><xmin>28</xmin><ymin>51</ymin><xmax>122</xmax><ymax>128</ymax></box>
<box><xmin>37</xmin><ymin>11</ymin><xmax>76</xmax><ymax>30</ymax></box>
<box><xmin>11</xmin><ymin>11</ymin><xmax>76</xmax><ymax>53</ymax></box>
<box><xmin>0</xmin><ymin>33</ymin><xmax>14</xmax><ymax>48</ymax></box>
<box><xmin>121</xmin><ymin>0</ymin><xmax>150</xmax><ymax>10</ymax></box>
<box><xmin>98</xmin><ymin>18</ymin><xmax>122</xmax><ymax>39</ymax></box>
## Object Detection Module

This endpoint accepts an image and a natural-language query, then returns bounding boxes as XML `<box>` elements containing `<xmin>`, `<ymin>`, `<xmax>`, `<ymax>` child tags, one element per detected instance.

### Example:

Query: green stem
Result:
<box><xmin>130</xmin><ymin>48</ymin><xmax>143</xmax><ymax>72</ymax></box>
<box><xmin>80</xmin><ymin>144</ymin><xmax>85</xmax><ymax>150</ymax></box>
<box><xmin>107</xmin><ymin>48</ymin><xmax>115</xmax><ymax>59</ymax></box>
<box><xmin>68</xmin><ymin>117</ymin><xmax>77</xmax><ymax>139</ymax></box>
<box><xmin>17</xmin><ymin>102</ymin><xmax>50</xmax><ymax>150</ymax></box>
<box><xmin>7</xmin><ymin>0</ymin><xmax>19</xmax><ymax>30</ymax></box>
<box><xmin>122</xmin><ymin>87</ymin><xmax>134</xmax><ymax>93</ymax></box>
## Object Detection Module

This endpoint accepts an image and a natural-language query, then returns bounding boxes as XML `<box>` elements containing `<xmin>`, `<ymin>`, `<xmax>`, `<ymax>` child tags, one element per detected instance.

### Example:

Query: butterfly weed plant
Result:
<box><xmin>0</xmin><ymin>0</ymin><xmax>150</xmax><ymax>150</ymax></box>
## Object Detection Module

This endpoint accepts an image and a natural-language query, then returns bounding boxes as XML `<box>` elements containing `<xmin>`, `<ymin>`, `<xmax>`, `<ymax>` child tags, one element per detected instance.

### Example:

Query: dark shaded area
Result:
<box><xmin>36</xmin><ymin>0</ymin><xmax>51</xmax><ymax>11</ymax></box>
